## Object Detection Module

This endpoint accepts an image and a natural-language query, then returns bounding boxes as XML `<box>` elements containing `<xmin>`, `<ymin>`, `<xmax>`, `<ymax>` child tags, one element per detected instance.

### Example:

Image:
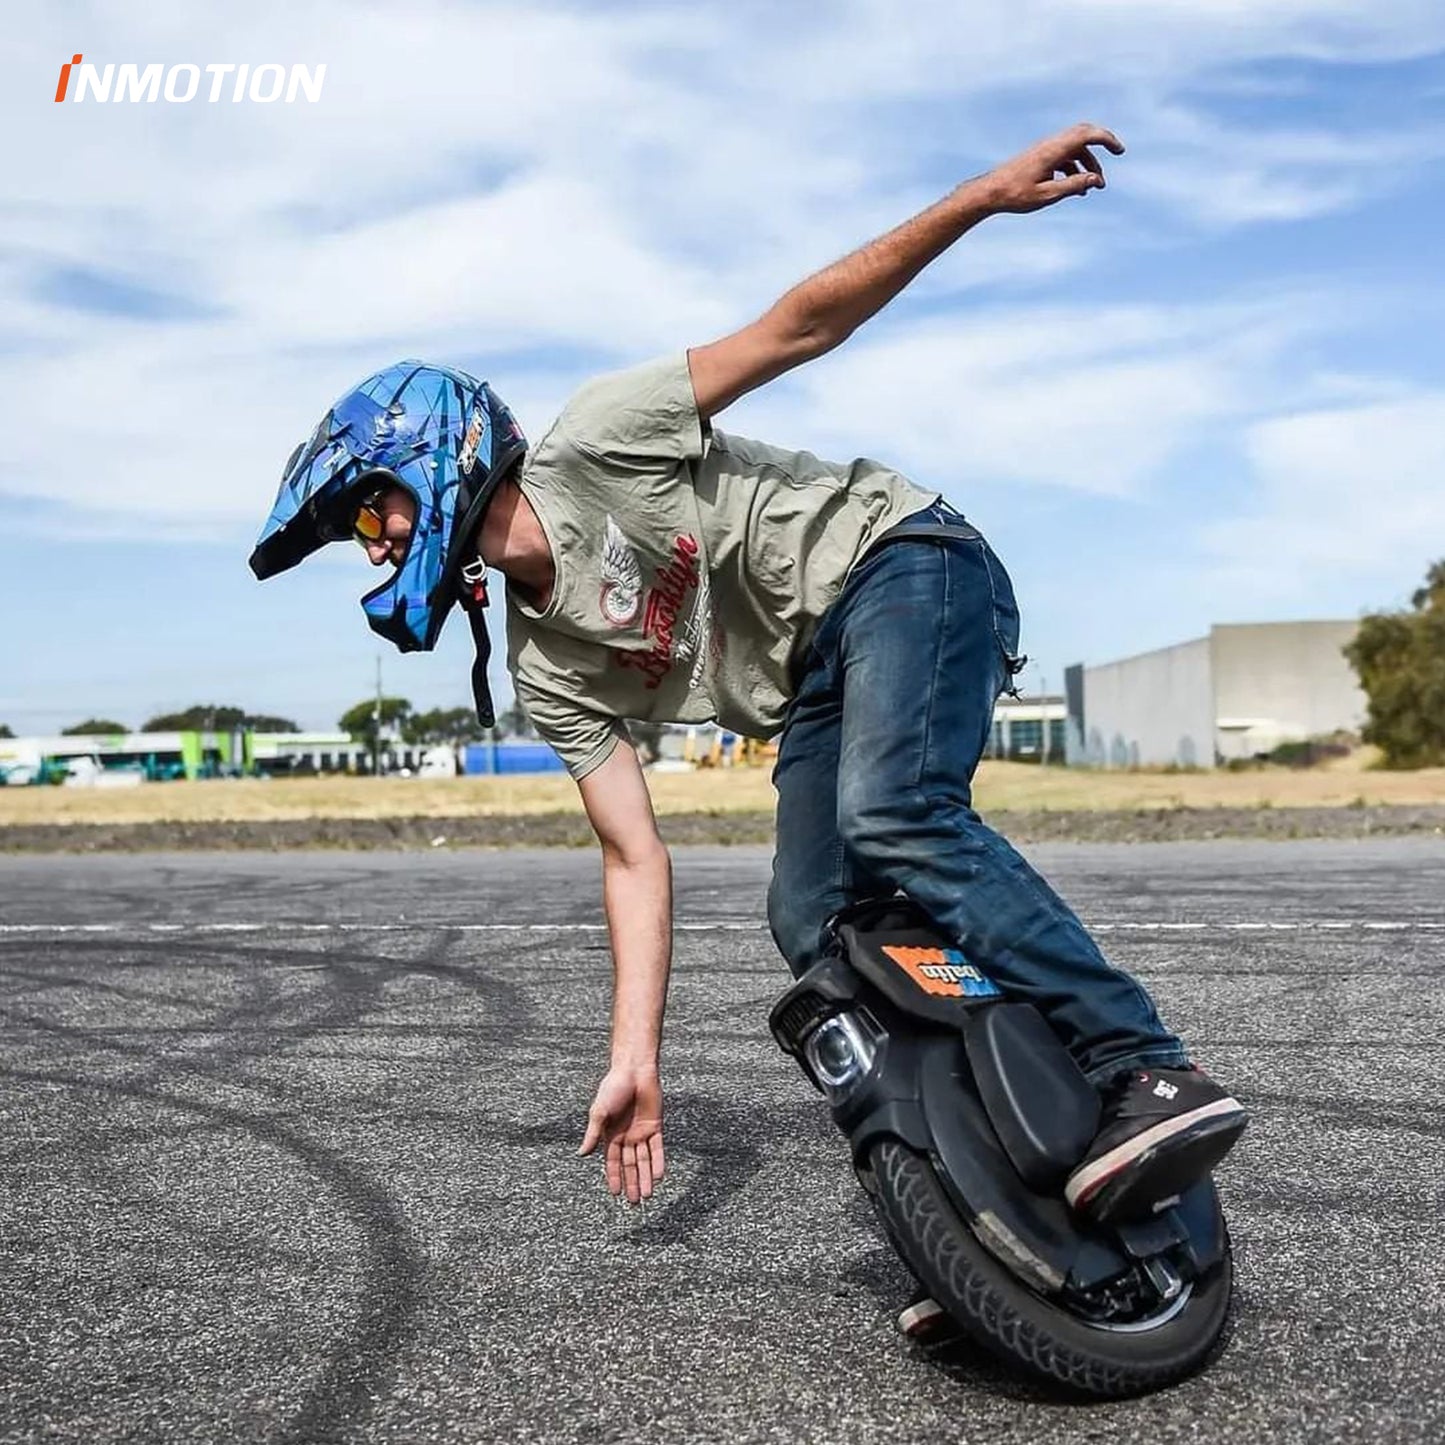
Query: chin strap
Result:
<box><xmin>459</xmin><ymin>556</ymin><xmax>496</xmax><ymax>729</ymax></box>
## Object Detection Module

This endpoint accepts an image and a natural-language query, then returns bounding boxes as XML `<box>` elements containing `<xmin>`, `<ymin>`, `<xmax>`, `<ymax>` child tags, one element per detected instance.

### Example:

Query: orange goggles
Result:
<box><xmin>351</xmin><ymin>496</ymin><xmax>387</xmax><ymax>545</ymax></box>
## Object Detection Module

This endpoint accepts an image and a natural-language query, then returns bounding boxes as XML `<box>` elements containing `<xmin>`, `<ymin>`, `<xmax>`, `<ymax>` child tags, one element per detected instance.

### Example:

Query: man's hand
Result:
<box><xmin>578</xmin><ymin>1064</ymin><xmax>666</xmax><ymax>1204</ymax></box>
<box><xmin>978</xmin><ymin>122</ymin><xmax>1125</xmax><ymax>214</ymax></box>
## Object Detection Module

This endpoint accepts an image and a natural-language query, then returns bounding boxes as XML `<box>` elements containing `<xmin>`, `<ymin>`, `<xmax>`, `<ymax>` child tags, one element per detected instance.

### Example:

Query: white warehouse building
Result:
<box><xmin>1065</xmin><ymin>621</ymin><xmax>1367</xmax><ymax>769</ymax></box>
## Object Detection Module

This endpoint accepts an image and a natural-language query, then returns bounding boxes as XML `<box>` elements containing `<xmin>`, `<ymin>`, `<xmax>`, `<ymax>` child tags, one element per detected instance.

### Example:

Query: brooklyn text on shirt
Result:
<box><xmin>615</xmin><ymin>534</ymin><xmax>702</xmax><ymax>688</ymax></box>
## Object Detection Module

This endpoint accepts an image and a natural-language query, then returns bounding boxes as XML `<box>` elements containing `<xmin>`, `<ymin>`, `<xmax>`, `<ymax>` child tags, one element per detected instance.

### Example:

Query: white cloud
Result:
<box><xmin>741</xmin><ymin>0</ymin><xmax>1445</xmax><ymax>102</ymax></box>
<box><xmin>1197</xmin><ymin>394</ymin><xmax>1445</xmax><ymax>606</ymax></box>
<box><xmin>1121</xmin><ymin>103</ymin><xmax>1445</xmax><ymax>225</ymax></box>
<box><xmin>722</xmin><ymin>293</ymin><xmax>1349</xmax><ymax>498</ymax></box>
<box><xmin>2</xmin><ymin>0</ymin><xmax>1441</xmax><ymax>600</ymax></box>
<box><xmin>225</xmin><ymin>174</ymin><xmax>736</xmax><ymax>351</ymax></box>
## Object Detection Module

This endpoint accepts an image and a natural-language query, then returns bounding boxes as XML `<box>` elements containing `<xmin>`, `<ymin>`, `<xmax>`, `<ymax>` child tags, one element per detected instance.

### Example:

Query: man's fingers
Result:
<box><xmin>577</xmin><ymin>1083</ymin><xmax>667</xmax><ymax>1203</ymax></box>
<box><xmin>1050</xmin><ymin>149</ymin><xmax>1106</xmax><ymax>192</ymax></box>
<box><xmin>1069</xmin><ymin>122</ymin><xmax>1124</xmax><ymax>155</ymax></box>
<box><xmin>578</xmin><ymin>1101</ymin><xmax>610</xmax><ymax>1156</ymax></box>
<box><xmin>1037</xmin><ymin>173</ymin><xmax>1097</xmax><ymax>204</ymax></box>
<box><xmin>622</xmin><ymin>1144</ymin><xmax>641</xmax><ymax>1204</ymax></box>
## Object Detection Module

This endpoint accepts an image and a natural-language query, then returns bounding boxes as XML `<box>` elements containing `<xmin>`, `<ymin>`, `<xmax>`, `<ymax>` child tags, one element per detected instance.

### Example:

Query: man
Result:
<box><xmin>251</xmin><ymin>123</ymin><xmax>1247</xmax><ymax>1236</ymax></box>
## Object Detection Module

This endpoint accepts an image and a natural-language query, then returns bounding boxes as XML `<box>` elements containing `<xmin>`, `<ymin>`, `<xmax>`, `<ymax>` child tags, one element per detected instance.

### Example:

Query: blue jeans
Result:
<box><xmin>768</xmin><ymin>504</ymin><xmax>1189</xmax><ymax>1084</ymax></box>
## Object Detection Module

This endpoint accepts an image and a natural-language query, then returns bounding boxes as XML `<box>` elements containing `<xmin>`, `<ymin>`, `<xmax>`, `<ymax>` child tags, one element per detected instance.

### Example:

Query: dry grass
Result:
<box><xmin>5</xmin><ymin>750</ymin><xmax>1445</xmax><ymax>827</ymax></box>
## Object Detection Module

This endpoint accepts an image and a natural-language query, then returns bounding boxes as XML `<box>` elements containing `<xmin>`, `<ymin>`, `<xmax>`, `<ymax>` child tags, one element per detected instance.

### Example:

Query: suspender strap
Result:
<box><xmin>871</xmin><ymin>518</ymin><xmax>983</xmax><ymax>548</ymax></box>
<box><xmin>463</xmin><ymin>601</ymin><xmax>496</xmax><ymax>729</ymax></box>
<box><xmin>458</xmin><ymin>557</ymin><xmax>496</xmax><ymax>728</ymax></box>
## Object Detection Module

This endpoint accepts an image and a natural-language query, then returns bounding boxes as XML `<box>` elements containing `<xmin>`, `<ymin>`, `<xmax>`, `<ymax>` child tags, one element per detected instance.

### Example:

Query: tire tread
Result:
<box><xmin>871</xmin><ymin>1138</ymin><xmax>1230</xmax><ymax>1398</ymax></box>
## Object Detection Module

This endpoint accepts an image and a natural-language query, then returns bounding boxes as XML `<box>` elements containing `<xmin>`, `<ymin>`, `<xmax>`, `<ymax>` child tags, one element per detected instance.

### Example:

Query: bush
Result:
<box><xmin>1264</xmin><ymin>736</ymin><xmax>1355</xmax><ymax>770</ymax></box>
<box><xmin>1345</xmin><ymin>561</ymin><xmax>1445</xmax><ymax>769</ymax></box>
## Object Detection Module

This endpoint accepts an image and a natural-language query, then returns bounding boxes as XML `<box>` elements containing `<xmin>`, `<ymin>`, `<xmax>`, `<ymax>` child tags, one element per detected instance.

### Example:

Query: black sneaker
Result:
<box><xmin>1065</xmin><ymin>1066</ymin><xmax>1248</xmax><ymax>1224</ymax></box>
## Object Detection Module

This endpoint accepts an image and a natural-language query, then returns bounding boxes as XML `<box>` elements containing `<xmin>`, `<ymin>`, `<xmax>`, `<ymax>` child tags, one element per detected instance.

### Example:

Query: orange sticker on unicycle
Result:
<box><xmin>881</xmin><ymin>945</ymin><xmax>1002</xmax><ymax>999</ymax></box>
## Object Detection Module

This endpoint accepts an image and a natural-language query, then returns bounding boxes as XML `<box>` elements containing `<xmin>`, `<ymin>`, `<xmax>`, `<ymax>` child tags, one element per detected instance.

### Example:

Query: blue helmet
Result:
<box><xmin>249</xmin><ymin>361</ymin><xmax>526</xmax><ymax>724</ymax></box>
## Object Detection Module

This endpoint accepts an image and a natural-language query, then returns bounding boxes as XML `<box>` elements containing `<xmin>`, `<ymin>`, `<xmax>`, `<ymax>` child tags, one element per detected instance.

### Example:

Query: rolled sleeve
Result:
<box><xmin>514</xmin><ymin>677</ymin><xmax>628</xmax><ymax>781</ymax></box>
<box><xmin>558</xmin><ymin>353</ymin><xmax>708</xmax><ymax>465</ymax></box>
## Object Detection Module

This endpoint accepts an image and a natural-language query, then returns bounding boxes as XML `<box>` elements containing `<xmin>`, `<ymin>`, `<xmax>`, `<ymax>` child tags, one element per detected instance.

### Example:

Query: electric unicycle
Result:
<box><xmin>769</xmin><ymin>897</ymin><xmax>1234</xmax><ymax>1398</ymax></box>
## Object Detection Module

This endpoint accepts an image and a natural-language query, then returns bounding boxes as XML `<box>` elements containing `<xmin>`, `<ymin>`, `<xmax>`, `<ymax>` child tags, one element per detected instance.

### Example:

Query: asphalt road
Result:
<box><xmin>1</xmin><ymin>840</ymin><xmax>1442</xmax><ymax>1444</ymax></box>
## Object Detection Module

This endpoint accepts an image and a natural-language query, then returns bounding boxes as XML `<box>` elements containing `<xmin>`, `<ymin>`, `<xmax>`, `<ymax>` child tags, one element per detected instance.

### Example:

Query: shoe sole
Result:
<box><xmin>897</xmin><ymin>1296</ymin><xmax>951</xmax><ymax>1339</ymax></box>
<box><xmin>1066</xmin><ymin>1099</ymin><xmax>1248</xmax><ymax>1223</ymax></box>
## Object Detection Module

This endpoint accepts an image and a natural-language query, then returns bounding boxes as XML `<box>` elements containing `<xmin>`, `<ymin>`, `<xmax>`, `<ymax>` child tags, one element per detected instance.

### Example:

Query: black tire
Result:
<box><xmin>870</xmin><ymin>1138</ymin><xmax>1233</xmax><ymax>1399</ymax></box>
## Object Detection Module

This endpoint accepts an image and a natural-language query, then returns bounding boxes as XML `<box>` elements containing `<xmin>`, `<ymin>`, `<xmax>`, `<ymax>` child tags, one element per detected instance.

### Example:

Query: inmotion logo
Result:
<box><xmin>54</xmin><ymin>56</ymin><xmax>326</xmax><ymax>104</ymax></box>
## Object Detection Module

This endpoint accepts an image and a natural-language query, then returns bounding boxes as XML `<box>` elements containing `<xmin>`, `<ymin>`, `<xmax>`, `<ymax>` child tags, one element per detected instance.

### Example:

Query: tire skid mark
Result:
<box><xmin>0</xmin><ymin>929</ymin><xmax>530</xmax><ymax>1090</ymax></box>
<box><xmin>68</xmin><ymin>859</ymin><xmax>412</xmax><ymax>928</ymax></box>
<box><xmin>0</xmin><ymin>1066</ymin><xmax>423</xmax><ymax>1444</ymax></box>
<box><xmin>0</xmin><ymin>925</ymin><xmax>538</xmax><ymax>1435</ymax></box>
<box><xmin>1222</xmin><ymin>1186</ymin><xmax>1443</xmax><ymax>1223</ymax></box>
<box><xmin>1237</xmin><ymin>1088</ymin><xmax>1445</xmax><ymax>1141</ymax></box>
<box><xmin>498</xmin><ymin>1095</ymin><xmax>830</xmax><ymax>1246</ymax></box>
<box><xmin>398</xmin><ymin>932</ymin><xmax>538</xmax><ymax>1037</ymax></box>
<box><xmin>7</xmin><ymin>1110</ymin><xmax>335</xmax><ymax>1271</ymax></box>
<box><xmin>0</xmin><ymin>965</ymin><xmax>204</xmax><ymax>1011</ymax></box>
<box><xmin>0</xmin><ymin>950</ymin><xmax>315</xmax><ymax>1105</ymax></box>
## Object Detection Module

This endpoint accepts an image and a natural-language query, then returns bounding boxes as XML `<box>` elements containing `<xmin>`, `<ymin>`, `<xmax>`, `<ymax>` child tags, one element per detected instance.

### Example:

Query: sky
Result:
<box><xmin>3</xmin><ymin>1</ymin><xmax>1444</xmax><ymax>735</ymax></box>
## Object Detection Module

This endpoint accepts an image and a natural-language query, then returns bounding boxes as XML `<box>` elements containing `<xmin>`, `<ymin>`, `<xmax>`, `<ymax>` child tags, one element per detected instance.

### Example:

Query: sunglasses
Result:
<box><xmin>351</xmin><ymin>494</ymin><xmax>387</xmax><ymax>545</ymax></box>
<box><xmin>315</xmin><ymin>478</ymin><xmax>395</xmax><ymax>546</ymax></box>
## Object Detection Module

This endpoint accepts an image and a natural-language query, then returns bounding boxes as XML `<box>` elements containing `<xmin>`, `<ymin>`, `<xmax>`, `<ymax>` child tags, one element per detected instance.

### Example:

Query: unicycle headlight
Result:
<box><xmin>803</xmin><ymin>1009</ymin><xmax>884</xmax><ymax>1102</ymax></box>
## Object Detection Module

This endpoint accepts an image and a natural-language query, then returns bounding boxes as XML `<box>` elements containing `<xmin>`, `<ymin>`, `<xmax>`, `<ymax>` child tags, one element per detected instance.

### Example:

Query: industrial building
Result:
<box><xmin>985</xmin><ymin>695</ymin><xmax>1068</xmax><ymax>763</ymax></box>
<box><xmin>1064</xmin><ymin>621</ymin><xmax>1366</xmax><ymax>769</ymax></box>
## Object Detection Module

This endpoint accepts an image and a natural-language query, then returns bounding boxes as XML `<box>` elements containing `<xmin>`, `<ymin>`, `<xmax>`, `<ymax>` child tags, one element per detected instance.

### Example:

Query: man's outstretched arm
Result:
<box><xmin>575</xmin><ymin>739</ymin><xmax>672</xmax><ymax>1204</ymax></box>
<box><xmin>687</xmin><ymin>122</ymin><xmax>1124</xmax><ymax>420</ymax></box>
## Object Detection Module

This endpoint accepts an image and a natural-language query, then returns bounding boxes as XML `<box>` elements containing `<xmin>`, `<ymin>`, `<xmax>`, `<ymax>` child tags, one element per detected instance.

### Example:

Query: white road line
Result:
<box><xmin>0</xmin><ymin>920</ymin><xmax>1443</xmax><ymax>936</ymax></box>
<box><xmin>1093</xmin><ymin>921</ymin><xmax>1445</xmax><ymax>933</ymax></box>
<box><xmin>0</xmin><ymin>921</ymin><xmax>738</xmax><ymax>934</ymax></box>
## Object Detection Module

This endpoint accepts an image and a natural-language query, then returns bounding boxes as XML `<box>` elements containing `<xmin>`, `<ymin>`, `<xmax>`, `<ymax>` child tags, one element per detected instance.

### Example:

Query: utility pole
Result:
<box><xmin>1041</xmin><ymin>672</ymin><xmax>1051</xmax><ymax>766</ymax></box>
<box><xmin>373</xmin><ymin>656</ymin><xmax>382</xmax><ymax>777</ymax></box>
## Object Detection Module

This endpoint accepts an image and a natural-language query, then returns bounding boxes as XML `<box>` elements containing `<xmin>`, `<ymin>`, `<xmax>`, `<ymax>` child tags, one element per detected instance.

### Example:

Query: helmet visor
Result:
<box><xmin>250</xmin><ymin>386</ymin><xmax>424</xmax><ymax>578</ymax></box>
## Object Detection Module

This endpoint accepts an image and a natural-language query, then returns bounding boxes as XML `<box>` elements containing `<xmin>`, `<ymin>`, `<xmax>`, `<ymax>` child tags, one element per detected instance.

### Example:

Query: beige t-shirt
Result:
<box><xmin>506</xmin><ymin>353</ymin><xmax>938</xmax><ymax>778</ymax></box>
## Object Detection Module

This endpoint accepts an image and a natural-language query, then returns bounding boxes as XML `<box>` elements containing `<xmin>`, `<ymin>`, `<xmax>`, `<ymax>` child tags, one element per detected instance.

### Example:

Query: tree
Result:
<box><xmin>242</xmin><ymin>714</ymin><xmax>303</xmax><ymax>734</ymax></box>
<box><xmin>61</xmin><ymin>718</ymin><xmax>127</xmax><ymax>735</ymax></box>
<box><xmin>493</xmin><ymin>700</ymin><xmax>537</xmax><ymax>740</ymax></box>
<box><xmin>339</xmin><ymin>696</ymin><xmax>413</xmax><ymax>754</ymax></box>
<box><xmin>142</xmin><ymin>704</ymin><xmax>300</xmax><ymax>733</ymax></box>
<box><xmin>1411</xmin><ymin>559</ymin><xmax>1445</xmax><ymax>613</ymax></box>
<box><xmin>0</xmin><ymin>724</ymin><xmax>14</xmax><ymax>738</ymax></box>
<box><xmin>1345</xmin><ymin>559</ymin><xmax>1445</xmax><ymax>769</ymax></box>
<box><xmin>403</xmin><ymin>707</ymin><xmax>489</xmax><ymax>747</ymax></box>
